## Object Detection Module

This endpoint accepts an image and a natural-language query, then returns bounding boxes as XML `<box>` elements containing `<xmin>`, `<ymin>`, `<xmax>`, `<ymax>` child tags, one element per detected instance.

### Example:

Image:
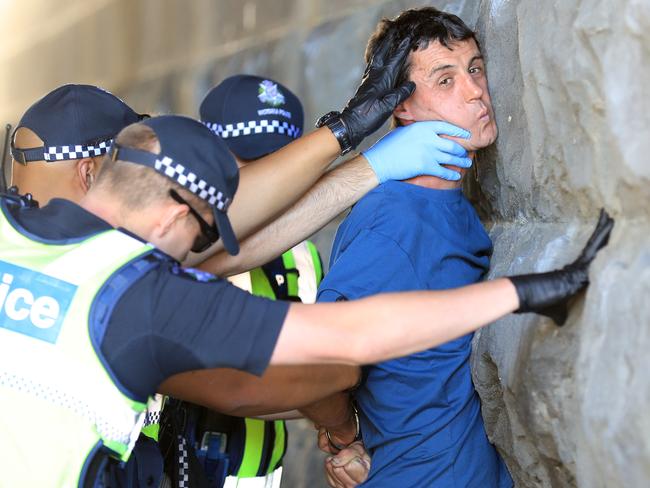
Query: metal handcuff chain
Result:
<box><xmin>325</xmin><ymin>403</ymin><xmax>361</xmax><ymax>452</ymax></box>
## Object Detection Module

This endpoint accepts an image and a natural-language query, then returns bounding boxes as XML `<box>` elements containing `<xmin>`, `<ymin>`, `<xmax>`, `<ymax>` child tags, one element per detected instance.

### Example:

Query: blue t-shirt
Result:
<box><xmin>318</xmin><ymin>181</ymin><xmax>512</xmax><ymax>487</ymax></box>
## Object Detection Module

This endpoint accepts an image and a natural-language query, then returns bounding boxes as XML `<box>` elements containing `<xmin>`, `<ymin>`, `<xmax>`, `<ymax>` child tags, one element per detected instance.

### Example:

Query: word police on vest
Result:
<box><xmin>0</xmin><ymin>261</ymin><xmax>77</xmax><ymax>344</ymax></box>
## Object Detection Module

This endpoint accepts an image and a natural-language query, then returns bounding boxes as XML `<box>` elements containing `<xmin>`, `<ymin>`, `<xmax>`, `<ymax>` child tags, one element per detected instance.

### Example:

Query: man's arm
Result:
<box><xmin>157</xmin><ymin>364</ymin><xmax>360</xmax><ymax>417</ymax></box>
<box><xmin>199</xmin><ymin>155</ymin><xmax>376</xmax><ymax>276</ymax></box>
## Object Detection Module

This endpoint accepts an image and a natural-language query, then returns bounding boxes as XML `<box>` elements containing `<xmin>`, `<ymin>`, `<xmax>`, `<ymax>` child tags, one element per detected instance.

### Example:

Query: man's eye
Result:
<box><xmin>439</xmin><ymin>77</ymin><xmax>452</xmax><ymax>86</ymax></box>
<box><xmin>469</xmin><ymin>66</ymin><xmax>483</xmax><ymax>74</ymax></box>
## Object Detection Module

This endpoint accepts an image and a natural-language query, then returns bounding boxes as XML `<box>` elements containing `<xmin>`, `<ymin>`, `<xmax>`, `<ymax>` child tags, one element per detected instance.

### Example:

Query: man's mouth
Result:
<box><xmin>477</xmin><ymin>108</ymin><xmax>490</xmax><ymax>122</ymax></box>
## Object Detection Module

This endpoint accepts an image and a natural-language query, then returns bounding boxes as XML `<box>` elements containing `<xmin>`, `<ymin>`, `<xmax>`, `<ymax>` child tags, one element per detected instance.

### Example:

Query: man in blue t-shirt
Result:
<box><xmin>317</xmin><ymin>8</ymin><xmax>513</xmax><ymax>487</ymax></box>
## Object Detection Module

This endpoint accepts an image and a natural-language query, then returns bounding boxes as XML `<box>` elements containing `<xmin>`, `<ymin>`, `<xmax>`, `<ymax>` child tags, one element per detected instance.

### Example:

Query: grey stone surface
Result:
<box><xmin>469</xmin><ymin>1</ymin><xmax>650</xmax><ymax>487</ymax></box>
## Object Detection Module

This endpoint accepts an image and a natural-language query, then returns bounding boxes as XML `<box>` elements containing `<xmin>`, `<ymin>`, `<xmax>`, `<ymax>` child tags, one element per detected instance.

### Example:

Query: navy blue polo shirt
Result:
<box><xmin>318</xmin><ymin>181</ymin><xmax>511</xmax><ymax>487</ymax></box>
<box><xmin>6</xmin><ymin>198</ymin><xmax>288</xmax><ymax>399</ymax></box>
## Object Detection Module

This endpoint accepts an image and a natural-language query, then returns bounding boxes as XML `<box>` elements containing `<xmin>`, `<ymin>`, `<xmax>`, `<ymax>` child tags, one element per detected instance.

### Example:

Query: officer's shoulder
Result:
<box><xmin>149</xmin><ymin>259</ymin><xmax>224</xmax><ymax>284</ymax></box>
<box><xmin>170</xmin><ymin>265</ymin><xmax>221</xmax><ymax>283</ymax></box>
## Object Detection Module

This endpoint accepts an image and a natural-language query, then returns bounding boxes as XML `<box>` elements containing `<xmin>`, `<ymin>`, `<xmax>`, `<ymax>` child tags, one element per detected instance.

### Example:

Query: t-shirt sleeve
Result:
<box><xmin>103</xmin><ymin>263</ymin><xmax>289</xmax><ymax>398</ymax></box>
<box><xmin>317</xmin><ymin>228</ymin><xmax>420</xmax><ymax>303</ymax></box>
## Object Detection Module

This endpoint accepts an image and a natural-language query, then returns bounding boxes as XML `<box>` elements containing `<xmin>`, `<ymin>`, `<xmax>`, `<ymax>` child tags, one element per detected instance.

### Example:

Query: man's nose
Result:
<box><xmin>460</xmin><ymin>74</ymin><xmax>484</xmax><ymax>101</ymax></box>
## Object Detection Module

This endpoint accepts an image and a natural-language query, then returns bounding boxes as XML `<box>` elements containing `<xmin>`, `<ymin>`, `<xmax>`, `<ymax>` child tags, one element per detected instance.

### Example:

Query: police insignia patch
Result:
<box><xmin>172</xmin><ymin>266</ymin><xmax>219</xmax><ymax>283</ymax></box>
<box><xmin>258</xmin><ymin>80</ymin><xmax>285</xmax><ymax>107</ymax></box>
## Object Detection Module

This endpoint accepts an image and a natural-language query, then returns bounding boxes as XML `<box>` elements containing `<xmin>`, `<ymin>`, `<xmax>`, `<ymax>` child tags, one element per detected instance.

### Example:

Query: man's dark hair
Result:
<box><xmin>365</xmin><ymin>7</ymin><xmax>478</xmax><ymax>90</ymax></box>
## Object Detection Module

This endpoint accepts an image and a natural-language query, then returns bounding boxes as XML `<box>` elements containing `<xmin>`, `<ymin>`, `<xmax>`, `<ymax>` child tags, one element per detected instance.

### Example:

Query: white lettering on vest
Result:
<box><xmin>0</xmin><ymin>272</ymin><xmax>60</xmax><ymax>329</ymax></box>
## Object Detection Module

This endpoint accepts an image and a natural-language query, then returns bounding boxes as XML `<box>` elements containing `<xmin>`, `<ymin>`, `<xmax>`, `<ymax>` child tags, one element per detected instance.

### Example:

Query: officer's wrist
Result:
<box><xmin>316</xmin><ymin>111</ymin><xmax>353</xmax><ymax>155</ymax></box>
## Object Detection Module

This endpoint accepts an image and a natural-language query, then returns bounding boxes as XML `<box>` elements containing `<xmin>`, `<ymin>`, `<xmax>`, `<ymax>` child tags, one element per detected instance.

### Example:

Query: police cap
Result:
<box><xmin>200</xmin><ymin>75</ymin><xmax>304</xmax><ymax>160</ymax></box>
<box><xmin>110</xmin><ymin>115</ymin><xmax>240</xmax><ymax>255</ymax></box>
<box><xmin>11</xmin><ymin>84</ymin><xmax>143</xmax><ymax>164</ymax></box>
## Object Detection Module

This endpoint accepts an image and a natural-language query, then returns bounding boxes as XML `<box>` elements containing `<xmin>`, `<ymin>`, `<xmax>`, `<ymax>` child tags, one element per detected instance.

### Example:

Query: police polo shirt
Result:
<box><xmin>7</xmin><ymin>198</ymin><xmax>288</xmax><ymax>400</ymax></box>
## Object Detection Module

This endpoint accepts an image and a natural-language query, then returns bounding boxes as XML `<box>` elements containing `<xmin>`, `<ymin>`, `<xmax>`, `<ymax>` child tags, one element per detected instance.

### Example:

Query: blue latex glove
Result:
<box><xmin>362</xmin><ymin>121</ymin><xmax>472</xmax><ymax>183</ymax></box>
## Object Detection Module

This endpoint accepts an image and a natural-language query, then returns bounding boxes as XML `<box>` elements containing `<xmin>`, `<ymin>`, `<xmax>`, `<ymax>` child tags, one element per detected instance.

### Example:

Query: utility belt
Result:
<box><xmin>159</xmin><ymin>399</ymin><xmax>286</xmax><ymax>488</ymax></box>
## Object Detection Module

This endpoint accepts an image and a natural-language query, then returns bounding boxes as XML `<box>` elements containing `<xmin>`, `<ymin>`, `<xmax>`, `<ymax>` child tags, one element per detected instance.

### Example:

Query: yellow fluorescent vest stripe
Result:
<box><xmin>0</xmin><ymin>207</ymin><xmax>152</xmax><ymax>487</ymax></box>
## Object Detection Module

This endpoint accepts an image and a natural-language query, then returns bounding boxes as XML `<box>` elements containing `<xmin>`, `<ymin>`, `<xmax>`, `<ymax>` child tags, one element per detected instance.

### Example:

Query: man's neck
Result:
<box><xmin>404</xmin><ymin>152</ymin><xmax>475</xmax><ymax>190</ymax></box>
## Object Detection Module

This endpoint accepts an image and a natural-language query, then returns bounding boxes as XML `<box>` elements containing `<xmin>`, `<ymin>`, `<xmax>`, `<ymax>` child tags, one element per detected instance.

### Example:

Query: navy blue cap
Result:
<box><xmin>110</xmin><ymin>115</ymin><xmax>240</xmax><ymax>255</ymax></box>
<box><xmin>11</xmin><ymin>84</ymin><xmax>143</xmax><ymax>164</ymax></box>
<box><xmin>200</xmin><ymin>75</ymin><xmax>304</xmax><ymax>160</ymax></box>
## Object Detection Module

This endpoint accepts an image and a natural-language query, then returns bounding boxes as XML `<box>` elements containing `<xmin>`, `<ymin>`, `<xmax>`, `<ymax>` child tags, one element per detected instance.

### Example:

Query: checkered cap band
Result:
<box><xmin>204</xmin><ymin>120</ymin><xmax>301</xmax><ymax>139</ymax></box>
<box><xmin>154</xmin><ymin>156</ymin><xmax>231</xmax><ymax>211</ymax></box>
<box><xmin>43</xmin><ymin>139</ymin><xmax>113</xmax><ymax>161</ymax></box>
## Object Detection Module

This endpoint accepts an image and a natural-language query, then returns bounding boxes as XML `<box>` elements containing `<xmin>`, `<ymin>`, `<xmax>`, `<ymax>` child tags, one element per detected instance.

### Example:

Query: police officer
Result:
<box><xmin>201</xmin><ymin>75</ymin><xmax>323</xmax><ymax>304</ymax></box>
<box><xmin>161</xmin><ymin>76</ymin><xmax>327</xmax><ymax>488</ymax></box>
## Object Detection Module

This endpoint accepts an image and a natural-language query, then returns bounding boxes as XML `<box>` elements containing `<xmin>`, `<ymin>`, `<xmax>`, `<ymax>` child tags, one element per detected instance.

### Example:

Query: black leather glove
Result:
<box><xmin>510</xmin><ymin>209</ymin><xmax>614</xmax><ymax>325</ymax></box>
<box><xmin>318</xmin><ymin>32</ymin><xmax>416</xmax><ymax>153</ymax></box>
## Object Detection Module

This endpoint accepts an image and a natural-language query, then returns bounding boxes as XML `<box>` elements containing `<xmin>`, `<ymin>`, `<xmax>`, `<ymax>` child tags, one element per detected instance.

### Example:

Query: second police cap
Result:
<box><xmin>11</xmin><ymin>84</ymin><xmax>144</xmax><ymax>164</ymax></box>
<box><xmin>110</xmin><ymin>115</ymin><xmax>240</xmax><ymax>255</ymax></box>
<box><xmin>200</xmin><ymin>75</ymin><xmax>304</xmax><ymax>160</ymax></box>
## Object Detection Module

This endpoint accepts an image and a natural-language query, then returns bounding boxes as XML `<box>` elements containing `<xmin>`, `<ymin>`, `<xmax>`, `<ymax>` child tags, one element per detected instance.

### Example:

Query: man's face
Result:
<box><xmin>395</xmin><ymin>38</ymin><xmax>497</xmax><ymax>151</ymax></box>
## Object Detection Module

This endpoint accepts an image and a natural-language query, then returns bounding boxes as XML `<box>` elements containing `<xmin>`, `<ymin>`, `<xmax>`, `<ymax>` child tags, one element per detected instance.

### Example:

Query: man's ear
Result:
<box><xmin>393</xmin><ymin>101</ymin><xmax>415</xmax><ymax>125</ymax></box>
<box><xmin>77</xmin><ymin>157</ymin><xmax>99</xmax><ymax>193</ymax></box>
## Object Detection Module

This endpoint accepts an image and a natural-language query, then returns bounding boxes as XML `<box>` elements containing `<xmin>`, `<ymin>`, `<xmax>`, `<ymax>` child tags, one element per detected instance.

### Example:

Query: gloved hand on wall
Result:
<box><xmin>510</xmin><ymin>209</ymin><xmax>614</xmax><ymax>325</ymax></box>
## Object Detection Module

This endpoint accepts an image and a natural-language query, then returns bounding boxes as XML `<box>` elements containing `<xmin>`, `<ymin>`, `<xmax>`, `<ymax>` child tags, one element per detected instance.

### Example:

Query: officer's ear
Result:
<box><xmin>155</xmin><ymin>200</ymin><xmax>191</xmax><ymax>239</ymax></box>
<box><xmin>77</xmin><ymin>157</ymin><xmax>100</xmax><ymax>193</ymax></box>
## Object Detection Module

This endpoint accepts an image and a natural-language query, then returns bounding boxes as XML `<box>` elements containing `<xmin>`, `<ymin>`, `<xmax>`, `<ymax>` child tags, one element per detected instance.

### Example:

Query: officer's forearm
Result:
<box><xmin>299</xmin><ymin>392</ymin><xmax>354</xmax><ymax>430</ymax></box>
<box><xmin>272</xmin><ymin>279</ymin><xmax>520</xmax><ymax>365</ymax></box>
<box><xmin>254</xmin><ymin>410</ymin><xmax>303</xmax><ymax>421</ymax></box>
<box><xmin>157</xmin><ymin>364</ymin><xmax>361</xmax><ymax>417</ymax></box>
<box><xmin>229</xmin><ymin>127</ymin><xmax>339</xmax><ymax>239</ymax></box>
<box><xmin>198</xmin><ymin>155</ymin><xmax>377</xmax><ymax>276</ymax></box>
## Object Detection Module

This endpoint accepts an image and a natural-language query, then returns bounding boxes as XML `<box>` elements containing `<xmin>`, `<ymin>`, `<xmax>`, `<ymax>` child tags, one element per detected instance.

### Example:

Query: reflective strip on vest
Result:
<box><xmin>266</xmin><ymin>420</ymin><xmax>286</xmax><ymax>475</ymax></box>
<box><xmin>142</xmin><ymin>394</ymin><xmax>165</xmax><ymax>441</ymax></box>
<box><xmin>0</xmin><ymin>205</ymin><xmax>152</xmax><ymax>487</ymax></box>
<box><xmin>289</xmin><ymin>240</ymin><xmax>323</xmax><ymax>304</ymax></box>
<box><xmin>236</xmin><ymin>419</ymin><xmax>266</xmax><ymax>478</ymax></box>
<box><xmin>280</xmin><ymin>250</ymin><xmax>299</xmax><ymax>299</ymax></box>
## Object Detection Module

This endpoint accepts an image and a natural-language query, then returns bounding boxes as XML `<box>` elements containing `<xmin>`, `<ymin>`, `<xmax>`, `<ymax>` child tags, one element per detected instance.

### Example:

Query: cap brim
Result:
<box><xmin>214</xmin><ymin>207</ymin><xmax>239</xmax><ymax>255</ymax></box>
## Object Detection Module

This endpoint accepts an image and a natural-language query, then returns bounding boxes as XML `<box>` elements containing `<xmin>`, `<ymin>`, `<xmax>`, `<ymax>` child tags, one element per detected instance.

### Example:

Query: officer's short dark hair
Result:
<box><xmin>96</xmin><ymin>123</ymin><xmax>209</xmax><ymax>213</ymax></box>
<box><xmin>365</xmin><ymin>7</ymin><xmax>478</xmax><ymax>126</ymax></box>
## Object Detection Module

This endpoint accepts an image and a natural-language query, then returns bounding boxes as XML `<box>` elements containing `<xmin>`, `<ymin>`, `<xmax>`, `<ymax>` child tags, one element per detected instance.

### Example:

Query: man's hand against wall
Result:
<box><xmin>324</xmin><ymin>441</ymin><xmax>371</xmax><ymax>488</ymax></box>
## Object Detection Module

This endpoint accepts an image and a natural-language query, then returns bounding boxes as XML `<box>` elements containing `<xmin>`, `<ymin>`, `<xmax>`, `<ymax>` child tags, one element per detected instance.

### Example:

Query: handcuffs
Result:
<box><xmin>325</xmin><ymin>402</ymin><xmax>361</xmax><ymax>451</ymax></box>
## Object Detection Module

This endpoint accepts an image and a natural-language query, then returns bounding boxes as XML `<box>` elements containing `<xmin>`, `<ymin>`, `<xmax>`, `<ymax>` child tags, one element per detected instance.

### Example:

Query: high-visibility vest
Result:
<box><xmin>0</xmin><ymin>201</ymin><xmax>155</xmax><ymax>487</ymax></box>
<box><xmin>227</xmin><ymin>241</ymin><xmax>323</xmax><ymax>479</ymax></box>
<box><xmin>234</xmin><ymin>241</ymin><xmax>323</xmax><ymax>303</ymax></box>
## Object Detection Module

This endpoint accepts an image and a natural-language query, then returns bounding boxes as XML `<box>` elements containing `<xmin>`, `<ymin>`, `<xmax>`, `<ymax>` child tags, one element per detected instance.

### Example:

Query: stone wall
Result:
<box><xmin>469</xmin><ymin>1</ymin><xmax>650</xmax><ymax>487</ymax></box>
<box><xmin>2</xmin><ymin>0</ymin><xmax>648</xmax><ymax>486</ymax></box>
